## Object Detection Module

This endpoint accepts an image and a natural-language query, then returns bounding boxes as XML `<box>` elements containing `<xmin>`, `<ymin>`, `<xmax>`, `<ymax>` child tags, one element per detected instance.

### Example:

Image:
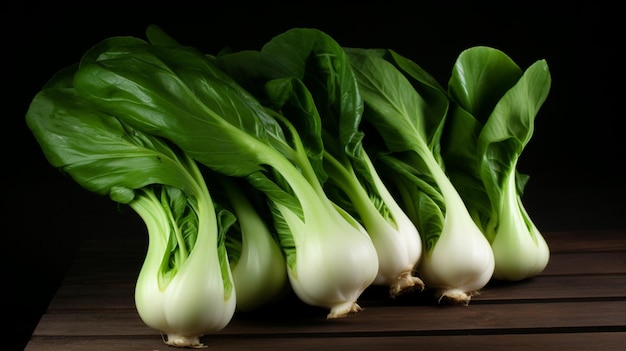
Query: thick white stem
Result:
<box><xmin>418</xmin><ymin>152</ymin><xmax>495</xmax><ymax>304</ymax></box>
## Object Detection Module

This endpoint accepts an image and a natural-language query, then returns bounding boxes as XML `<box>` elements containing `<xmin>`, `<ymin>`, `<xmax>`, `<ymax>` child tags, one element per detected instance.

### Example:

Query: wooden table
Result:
<box><xmin>24</xmin><ymin>230</ymin><xmax>626</xmax><ymax>350</ymax></box>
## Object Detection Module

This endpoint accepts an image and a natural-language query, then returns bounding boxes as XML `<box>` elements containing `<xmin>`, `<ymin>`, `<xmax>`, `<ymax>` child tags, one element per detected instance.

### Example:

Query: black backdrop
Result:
<box><xmin>4</xmin><ymin>1</ymin><xmax>622</xmax><ymax>350</ymax></box>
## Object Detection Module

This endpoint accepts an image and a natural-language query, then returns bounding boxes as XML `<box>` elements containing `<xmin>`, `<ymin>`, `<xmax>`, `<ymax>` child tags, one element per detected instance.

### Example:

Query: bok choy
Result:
<box><xmin>346</xmin><ymin>48</ymin><xmax>495</xmax><ymax>304</ymax></box>
<box><xmin>25</xmin><ymin>65</ymin><xmax>236</xmax><ymax>348</ymax></box>
<box><xmin>214</xmin><ymin>175</ymin><xmax>290</xmax><ymax>312</ymax></box>
<box><xmin>71</xmin><ymin>31</ymin><xmax>379</xmax><ymax>318</ymax></box>
<box><xmin>443</xmin><ymin>46</ymin><xmax>551</xmax><ymax>281</ymax></box>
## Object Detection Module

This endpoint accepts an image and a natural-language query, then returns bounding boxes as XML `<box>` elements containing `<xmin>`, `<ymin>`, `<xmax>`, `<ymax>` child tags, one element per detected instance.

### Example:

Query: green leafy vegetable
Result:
<box><xmin>443</xmin><ymin>46</ymin><xmax>551</xmax><ymax>281</ymax></box>
<box><xmin>346</xmin><ymin>48</ymin><xmax>495</xmax><ymax>304</ymax></box>
<box><xmin>25</xmin><ymin>25</ymin><xmax>554</xmax><ymax>343</ymax></box>
<box><xmin>71</xmin><ymin>30</ymin><xmax>379</xmax><ymax>318</ymax></box>
<box><xmin>25</xmin><ymin>65</ymin><xmax>236</xmax><ymax>348</ymax></box>
<box><xmin>214</xmin><ymin>174</ymin><xmax>290</xmax><ymax>312</ymax></box>
<box><xmin>214</xmin><ymin>27</ymin><xmax>424</xmax><ymax>297</ymax></box>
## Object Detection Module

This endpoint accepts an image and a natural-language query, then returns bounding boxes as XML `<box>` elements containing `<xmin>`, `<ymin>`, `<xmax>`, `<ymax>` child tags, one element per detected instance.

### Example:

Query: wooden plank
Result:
<box><xmin>541</xmin><ymin>251</ymin><xmax>626</xmax><ymax>275</ymax></box>
<box><xmin>54</xmin><ymin>231</ymin><xmax>625</xmax><ymax>289</ymax></box>
<box><xmin>32</xmin><ymin>301</ymin><xmax>626</xmax><ymax>337</ymax></box>
<box><xmin>229</xmin><ymin>300</ymin><xmax>626</xmax><ymax>334</ymax></box>
<box><xmin>58</xmin><ymin>247</ymin><xmax>626</xmax><ymax>286</ymax></box>
<box><xmin>545</xmin><ymin>230</ymin><xmax>626</xmax><ymax>253</ymax></box>
<box><xmin>24</xmin><ymin>332</ymin><xmax>626</xmax><ymax>351</ymax></box>
<box><xmin>53</xmin><ymin>250</ymin><xmax>626</xmax><ymax>292</ymax></box>
<box><xmin>46</xmin><ymin>273</ymin><xmax>626</xmax><ymax>311</ymax></box>
<box><xmin>64</xmin><ymin>231</ymin><xmax>625</xmax><ymax>273</ymax></box>
<box><xmin>57</xmin><ymin>250</ymin><xmax>626</xmax><ymax>288</ymax></box>
<box><xmin>475</xmin><ymin>274</ymin><xmax>626</xmax><ymax>301</ymax></box>
<box><xmin>26</xmin><ymin>231</ymin><xmax>626</xmax><ymax>351</ymax></box>
<box><xmin>58</xmin><ymin>231</ymin><xmax>625</xmax><ymax>277</ymax></box>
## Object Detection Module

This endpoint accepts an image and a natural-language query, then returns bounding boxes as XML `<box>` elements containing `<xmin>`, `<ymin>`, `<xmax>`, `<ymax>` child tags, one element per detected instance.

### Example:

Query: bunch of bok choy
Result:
<box><xmin>213</xmin><ymin>27</ymin><xmax>424</xmax><ymax>297</ymax></box>
<box><xmin>70</xmin><ymin>30</ymin><xmax>379</xmax><ymax>319</ymax></box>
<box><xmin>25</xmin><ymin>24</ymin><xmax>553</xmax><ymax>348</ymax></box>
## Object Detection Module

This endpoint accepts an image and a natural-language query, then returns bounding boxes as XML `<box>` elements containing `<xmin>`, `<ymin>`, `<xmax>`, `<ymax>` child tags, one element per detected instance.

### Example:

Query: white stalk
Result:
<box><xmin>275</xmin><ymin>195</ymin><xmax>379</xmax><ymax>318</ymax></box>
<box><xmin>417</xmin><ymin>155</ymin><xmax>495</xmax><ymax>305</ymax></box>
<box><xmin>222</xmin><ymin>178</ymin><xmax>289</xmax><ymax>312</ymax></box>
<box><xmin>325</xmin><ymin>151</ymin><xmax>423</xmax><ymax>296</ymax></box>
<box><xmin>489</xmin><ymin>170</ymin><xmax>550</xmax><ymax>280</ymax></box>
<box><xmin>133</xmin><ymin>185</ymin><xmax>236</xmax><ymax>348</ymax></box>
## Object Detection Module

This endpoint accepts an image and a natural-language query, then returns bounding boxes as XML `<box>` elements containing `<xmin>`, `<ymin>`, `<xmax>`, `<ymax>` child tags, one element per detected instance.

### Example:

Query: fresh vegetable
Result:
<box><xmin>213</xmin><ymin>28</ymin><xmax>424</xmax><ymax>297</ymax></box>
<box><xmin>214</xmin><ymin>174</ymin><xmax>290</xmax><ymax>311</ymax></box>
<box><xmin>71</xmin><ymin>31</ymin><xmax>379</xmax><ymax>318</ymax></box>
<box><xmin>443</xmin><ymin>46</ymin><xmax>551</xmax><ymax>281</ymax></box>
<box><xmin>25</xmin><ymin>65</ymin><xmax>236</xmax><ymax>348</ymax></box>
<box><xmin>25</xmin><ymin>24</ymin><xmax>554</xmax><ymax>347</ymax></box>
<box><xmin>345</xmin><ymin>48</ymin><xmax>495</xmax><ymax>304</ymax></box>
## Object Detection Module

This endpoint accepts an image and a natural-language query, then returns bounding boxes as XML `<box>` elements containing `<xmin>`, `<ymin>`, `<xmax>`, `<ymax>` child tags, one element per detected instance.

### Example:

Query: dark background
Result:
<box><xmin>4</xmin><ymin>1</ymin><xmax>622</xmax><ymax>350</ymax></box>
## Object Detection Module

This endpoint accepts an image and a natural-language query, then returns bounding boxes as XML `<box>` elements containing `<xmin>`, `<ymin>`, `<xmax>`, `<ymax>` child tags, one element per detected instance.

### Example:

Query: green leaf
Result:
<box><xmin>345</xmin><ymin>48</ymin><xmax>449</xmax><ymax>157</ymax></box>
<box><xmin>448</xmin><ymin>46</ymin><xmax>523</xmax><ymax>123</ymax></box>
<box><xmin>479</xmin><ymin>59</ymin><xmax>551</xmax><ymax>204</ymax></box>
<box><xmin>26</xmin><ymin>65</ymin><xmax>201</xmax><ymax>199</ymax></box>
<box><xmin>73</xmin><ymin>36</ymin><xmax>281</xmax><ymax>178</ymax></box>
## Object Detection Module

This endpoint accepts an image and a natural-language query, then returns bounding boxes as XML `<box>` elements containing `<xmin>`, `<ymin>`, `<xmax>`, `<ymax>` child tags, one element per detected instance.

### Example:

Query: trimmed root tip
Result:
<box><xmin>389</xmin><ymin>273</ymin><xmax>425</xmax><ymax>297</ymax></box>
<box><xmin>436</xmin><ymin>288</ymin><xmax>473</xmax><ymax>306</ymax></box>
<box><xmin>164</xmin><ymin>334</ymin><xmax>207</xmax><ymax>348</ymax></box>
<box><xmin>327</xmin><ymin>302</ymin><xmax>362</xmax><ymax>319</ymax></box>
